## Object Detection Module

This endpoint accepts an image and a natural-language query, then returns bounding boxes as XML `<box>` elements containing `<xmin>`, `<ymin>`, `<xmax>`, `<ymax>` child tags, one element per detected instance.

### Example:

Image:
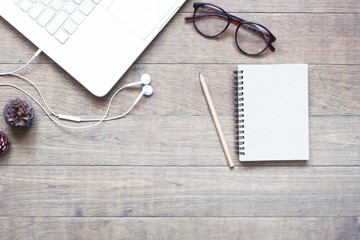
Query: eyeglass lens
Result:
<box><xmin>236</xmin><ymin>24</ymin><xmax>269</xmax><ymax>55</ymax></box>
<box><xmin>193</xmin><ymin>4</ymin><xmax>270</xmax><ymax>55</ymax></box>
<box><xmin>193</xmin><ymin>5</ymin><xmax>229</xmax><ymax>37</ymax></box>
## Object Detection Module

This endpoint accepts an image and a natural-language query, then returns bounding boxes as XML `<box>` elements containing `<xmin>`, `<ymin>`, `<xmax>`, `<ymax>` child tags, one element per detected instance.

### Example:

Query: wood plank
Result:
<box><xmin>0</xmin><ymin>217</ymin><xmax>359</xmax><ymax>240</ymax></box>
<box><xmin>1</xmin><ymin>13</ymin><xmax>360</xmax><ymax>64</ymax></box>
<box><xmin>0</xmin><ymin>166</ymin><xmax>359</xmax><ymax>217</ymax></box>
<box><xmin>310</xmin><ymin>116</ymin><xmax>360</xmax><ymax>166</ymax></box>
<box><xmin>1</xmin><ymin>64</ymin><xmax>359</xmax><ymax>116</ymax></box>
<box><xmin>0</xmin><ymin>115</ymin><xmax>359</xmax><ymax>166</ymax></box>
<box><xmin>181</xmin><ymin>0</ymin><xmax>360</xmax><ymax>13</ymax></box>
<box><xmin>142</xmin><ymin>13</ymin><xmax>360</xmax><ymax>65</ymax></box>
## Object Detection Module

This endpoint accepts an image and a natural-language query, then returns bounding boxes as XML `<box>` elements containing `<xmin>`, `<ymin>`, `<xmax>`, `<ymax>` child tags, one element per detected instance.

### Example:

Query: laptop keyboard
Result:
<box><xmin>13</xmin><ymin>0</ymin><xmax>101</xmax><ymax>44</ymax></box>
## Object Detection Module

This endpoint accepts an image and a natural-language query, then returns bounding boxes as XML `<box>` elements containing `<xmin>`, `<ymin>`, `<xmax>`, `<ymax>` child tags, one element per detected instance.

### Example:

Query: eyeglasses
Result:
<box><xmin>185</xmin><ymin>2</ymin><xmax>276</xmax><ymax>56</ymax></box>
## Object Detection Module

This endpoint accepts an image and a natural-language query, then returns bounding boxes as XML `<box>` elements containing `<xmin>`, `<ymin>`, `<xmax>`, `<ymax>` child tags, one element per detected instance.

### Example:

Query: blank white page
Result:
<box><xmin>235</xmin><ymin>64</ymin><xmax>309</xmax><ymax>161</ymax></box>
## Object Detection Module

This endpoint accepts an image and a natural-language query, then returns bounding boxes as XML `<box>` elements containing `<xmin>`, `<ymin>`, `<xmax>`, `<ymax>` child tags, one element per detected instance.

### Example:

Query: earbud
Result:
<box><xmin>141</xmin><ymin>73</ymin><xmax>151</xmax><ymax>85</ymax></box>
<box><xmin>125</xmin><ymin>74</ymin><xmax>151</xmax><ymax>88</ymax></box>
<box><xmin>143</xmin><ymin>85</ymin><xmax>153</xmax><ymax>96</ymax></box>
<box><xmin>130</xmin><ymin>85</ymin><xmax>154</xmax><ymax>110</ymax></box>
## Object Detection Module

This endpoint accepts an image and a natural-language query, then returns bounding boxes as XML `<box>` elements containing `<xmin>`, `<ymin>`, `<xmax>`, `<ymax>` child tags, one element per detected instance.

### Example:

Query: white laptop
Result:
<box><xmin>0</xmin><ymin>0</ymin><xmax>186</xmax><ymax>96</ymax></box>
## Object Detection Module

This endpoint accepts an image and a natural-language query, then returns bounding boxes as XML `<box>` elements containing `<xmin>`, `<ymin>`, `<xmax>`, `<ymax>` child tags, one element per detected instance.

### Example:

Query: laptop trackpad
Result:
<box><xmin>107</xmin><ymin>0</ymin><xmax>178</xmax><ymax>40</ymax></box>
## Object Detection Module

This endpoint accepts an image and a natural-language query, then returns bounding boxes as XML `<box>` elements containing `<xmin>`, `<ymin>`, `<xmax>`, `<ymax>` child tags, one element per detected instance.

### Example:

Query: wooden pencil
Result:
<box><xmin>199</xmin><ymin>73</ymin><xmax>235</xmax><ymax>168</ymax></box>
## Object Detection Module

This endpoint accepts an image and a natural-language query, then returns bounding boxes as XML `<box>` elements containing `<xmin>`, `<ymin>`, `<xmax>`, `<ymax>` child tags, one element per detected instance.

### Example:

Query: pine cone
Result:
<box><xmin>0</xmin><ymin>131</ymin><xmax>10</xmax><ymax>154</ymax></box>
<box><xmin>3</xmin><ymin>98</ymin><xmax>35</xmax><ymax>128</ymax></box>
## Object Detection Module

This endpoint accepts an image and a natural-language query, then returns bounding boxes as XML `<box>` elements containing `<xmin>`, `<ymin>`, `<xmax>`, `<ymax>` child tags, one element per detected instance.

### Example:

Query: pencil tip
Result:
<box><xmin>199</xmin><ymin>73</ymin><xmax>205</xmax><ymax>81</ymax></box>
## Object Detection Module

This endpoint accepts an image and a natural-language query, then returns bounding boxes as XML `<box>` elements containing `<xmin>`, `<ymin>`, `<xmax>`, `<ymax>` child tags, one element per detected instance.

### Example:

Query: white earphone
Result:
<box><xmin>142</xmin><ymin>84</ymin><xmax>154</xmax><ymax>96</ymax></box>
<box><xmin>125</xmin><ymin>73</ymin><xmax>152</xmax><ymax>88</ymax></box>
<box><xmin>0</xmin><ymin>49</ymin><xmax>154</xmax><ymax>129</ymax></box>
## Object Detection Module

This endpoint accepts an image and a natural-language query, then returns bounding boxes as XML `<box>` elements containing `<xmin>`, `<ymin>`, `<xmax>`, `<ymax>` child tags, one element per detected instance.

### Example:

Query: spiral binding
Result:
<box><xmin>233</xmin><ymin>70</ymin><xmax>245</xmax><ymax>155</ymax></box>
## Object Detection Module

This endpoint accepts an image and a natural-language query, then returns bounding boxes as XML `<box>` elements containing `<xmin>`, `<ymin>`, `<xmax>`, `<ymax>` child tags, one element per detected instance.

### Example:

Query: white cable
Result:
<box><xmin>0</xmin><ymin>81</ymin><xmax>146</xmax><ymax>129</ymax></box>
<box><xmin>7</xmin><ymin>72</ymin><xmax>137</xmax><ymax>122</ymax></box>
<box><xmin>0</xmin><ymin>83</ymin><xmax>78</xmax><ymax>129</ymax></box>
<box><xmin>8</xmin><ymin>73</ymin><xmax>58</xmax><ymax>116</ymax></box>
<box><xmin>0</xmin><ymin>49</ymin><xmax>42</xmax><ymax>76</ymax></box>
<box><xmin>0</xmin><ymin>49</ymin><xmax>151</xmax><ymax>129</ymax></box>
<box><xmin>1</xmin><ymin>76</ymin><xmax>146</xmax><ymax>129</ymax></box>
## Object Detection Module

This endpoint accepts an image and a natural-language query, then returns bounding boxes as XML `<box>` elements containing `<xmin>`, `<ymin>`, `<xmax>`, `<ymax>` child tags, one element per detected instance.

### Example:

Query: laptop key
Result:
<box><xmin>64</xmin><ymin>1</ymin><xmax>77</xmax><ymax>14</ymax></box>
<box><xmin>51</xmin><ymin>0</ymin><xmax>64</xmax><ymax>11</ymax></box>
<box><xmin>46</xmin><ymin>11</ymin><xmax>68</xmax><ymax>35</ymax></box>
<box><xmin>71</xmin><ymin>11</ymin><xmax>85</xmax><ymax>25</ymax></box>
<box><xmin>63</xmin><ymin>20</ymin><xmax>78</xmax><ymax>34</ymax></box>
<box><xmin>54</xmin><ymin>29</ymin><xmax>70</xmax><ymax>43</ymax></box>
<box><xmin>19</xmin><ymin>0</ymin><xmax>33</xmax><ymax>12</ymax></box>
<box><xmin>28</xmin><ymin>2</ymin><xmax>45</xmax><ymax>19</ymax></box>
<box><xmin>79</xmin><ymin>0</ymin><xmax>95</xmax><ymax>16</ymax></box>
<box><xmin>37</xmin><ymin>8</ymin><xmax>55</xmax><ymax>27</ymax></box>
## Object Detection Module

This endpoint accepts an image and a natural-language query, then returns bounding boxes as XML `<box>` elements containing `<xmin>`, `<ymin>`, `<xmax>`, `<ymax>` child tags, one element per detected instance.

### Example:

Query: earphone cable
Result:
<box><xmin>0</xmin><ymin>49</ymin><xmax>151</xmax><ymax>129</ymax></box>
<box><xmin>0</xmin><ymin>49</ymin><xmax>42</xmax><ymax>76</ymax></box>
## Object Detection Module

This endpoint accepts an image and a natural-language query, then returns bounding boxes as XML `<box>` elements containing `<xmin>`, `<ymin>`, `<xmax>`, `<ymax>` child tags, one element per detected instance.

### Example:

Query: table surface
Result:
<box><xmin>0</xmin><ymin>1</ymin><xmax>359</xmax><ymax>239</ymax></box>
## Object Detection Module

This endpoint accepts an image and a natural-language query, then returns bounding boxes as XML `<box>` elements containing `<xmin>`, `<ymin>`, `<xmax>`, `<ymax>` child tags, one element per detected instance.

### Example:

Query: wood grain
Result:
<box><xmin>0</xmin><ymin>116</ymin><xmax>359</xmax><ymax>166</ymax></box>
<box><xmin>1</xmin><ymin>13</ymin><xmax>360</xmax><ymax>64</ymax></box>
<box><xmin>0</xmin><ymin>64</ymin><xmax>359</xmax><ymax>116</ymax></box>
<box><xmin>0</xmin><ymin>0</ymin><xmax>359</xmax><ymax>239</ymax></box>
<box><xmin>0</xmin><ymin>166</ymin><xmax>359</xmax><ymax>217</ymax></box>
<box><xmin>0</xmin><ymin>217</ymin><xmax>359</xmax><ymax>240</ymax></box>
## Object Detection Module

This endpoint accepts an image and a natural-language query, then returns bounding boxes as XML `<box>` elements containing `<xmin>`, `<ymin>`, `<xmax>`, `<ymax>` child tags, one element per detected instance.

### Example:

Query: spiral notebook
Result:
<box><xmin>234</xmin><ymin>64</ymin><xmax>309</xmax><ymax>161</ymax></box>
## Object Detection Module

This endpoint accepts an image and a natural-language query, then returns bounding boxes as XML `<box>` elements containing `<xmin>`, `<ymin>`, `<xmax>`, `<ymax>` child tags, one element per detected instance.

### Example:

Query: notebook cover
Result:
<box><xmin>234</xmin><ymin>64</ymin><xmax>309</xmax><ymax>161</ymax></box>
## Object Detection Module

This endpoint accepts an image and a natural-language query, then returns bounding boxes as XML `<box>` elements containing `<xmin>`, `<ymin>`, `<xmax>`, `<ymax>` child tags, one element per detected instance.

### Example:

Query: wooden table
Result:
<box><xmin>0</xmin><ymin>1</ymin><xmax>359</xmax><ymax>239</ymax></box>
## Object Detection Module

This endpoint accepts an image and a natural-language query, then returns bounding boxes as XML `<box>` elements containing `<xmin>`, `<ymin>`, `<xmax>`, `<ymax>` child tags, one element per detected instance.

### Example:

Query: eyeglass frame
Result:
<box><xmin>185</xmin><ymin>2</ymin><xmax>276</xmax><ymax>56</ymax></box>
